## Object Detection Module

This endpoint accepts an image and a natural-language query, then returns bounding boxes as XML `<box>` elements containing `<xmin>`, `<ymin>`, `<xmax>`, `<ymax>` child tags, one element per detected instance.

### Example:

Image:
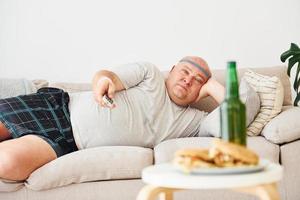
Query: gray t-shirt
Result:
<box><xmin>69</xmin><ymin>62</ymin><xmax>207</xmax><ymax>149</ymax></box>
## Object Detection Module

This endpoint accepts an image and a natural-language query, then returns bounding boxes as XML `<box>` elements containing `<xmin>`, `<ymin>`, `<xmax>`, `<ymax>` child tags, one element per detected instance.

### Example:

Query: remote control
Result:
<box><xmin>102</xmin><ymin>94</ymin><xmax>114</xmax><ymax>106</ymax></box>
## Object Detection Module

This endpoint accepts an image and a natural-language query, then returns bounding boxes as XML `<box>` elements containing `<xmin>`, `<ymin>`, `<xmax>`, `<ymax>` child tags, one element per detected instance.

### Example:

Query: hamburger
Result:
<box><xmin>173</xmin><ymin>139</ymin><xmax>259</xmax><ymax>172</ymax></box>
<box><xmin>209</xmin><ymin>139</ymin><xmax>259</xmax><ymax>167</ymax></box>
<box><xmin>173</xmin><ymin>148</ymin><xmax>215</xmax><ymax>172</ymax></box>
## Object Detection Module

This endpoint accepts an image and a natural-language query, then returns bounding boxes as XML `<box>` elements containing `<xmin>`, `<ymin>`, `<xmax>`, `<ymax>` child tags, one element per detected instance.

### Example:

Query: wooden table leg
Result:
<box><xmin>136</xmin><ymin>185</ymin><xmax>177</xmax><ymax>200</ymax></box>
<box><xmin>235</xmin><ymin>183</ymin><xmax>280</xmax><ymax>200</ymax></box>
<box><xmin>159</xmin><ymin>189</ymin><xmax>173</xmax><ymax>200</ymax></box>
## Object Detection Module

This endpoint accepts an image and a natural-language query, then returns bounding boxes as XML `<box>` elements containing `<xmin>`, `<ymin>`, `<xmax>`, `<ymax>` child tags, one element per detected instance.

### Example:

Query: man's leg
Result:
<box><xmin>0</xmin><ymin>134</ymin><xmax>57</xmax><ymax>181</ymax></box>
<box><xmin>0</xmin><ymin>122</ymin><xmax>12</xmax><ymax>141</ymax></box>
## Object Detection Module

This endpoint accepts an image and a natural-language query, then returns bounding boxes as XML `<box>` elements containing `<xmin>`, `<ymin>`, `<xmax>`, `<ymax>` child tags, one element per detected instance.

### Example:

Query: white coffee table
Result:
<box><xmin>137</xmin><ymin>162</ymin><xmax>283</xmax><ymax>200</ymax></box>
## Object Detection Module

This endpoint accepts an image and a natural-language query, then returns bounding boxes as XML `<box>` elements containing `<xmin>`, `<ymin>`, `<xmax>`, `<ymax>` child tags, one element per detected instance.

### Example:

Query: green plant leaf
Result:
<box><xmin>281</xmin><ymin>43</ymin><xmax>300</xmax><ymax>107</ymax></box>
<box><xmin>294</xmin><ymin>62</ymin><xmax>300</xmax><ymax>91</ymax></box>
<box><xmin>291</xmin><ymin>43</ymin><xmax>300</xmax><ymax>51</ymax></box>
<box><xmin>280</xmin><ymin>43</ymin><xmax>300</xmax><ymax>62</ymax></box>
<box><xmin>287</xmin><ymin>55</ymin><xmax>300</xmax><ymax>76</ymax></box>
<box><xmin>280</xmin><ymin>50</ymin><xmax>300</xmax><ymax>63</ymax></box>
<box><xmin>297</xmin><ymin>75</ymin><xmax>300</xmax><ymax>90</ymax></box>
<box><xmin>281</xmin><ymin>50</ymin><xmax>292</xmax><ymax>62</ymax></box>
<box><xmin>294</xmin><ymin>92</ymin><xmax>300</xmax><ymax>106</ymax></box>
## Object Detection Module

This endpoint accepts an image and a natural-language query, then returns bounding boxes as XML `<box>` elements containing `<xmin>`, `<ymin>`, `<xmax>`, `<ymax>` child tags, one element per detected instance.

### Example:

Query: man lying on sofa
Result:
<box><xmin>0</xmin><ymin>56</ymin><xmax>225</xmax><ymax>181</ymax></box>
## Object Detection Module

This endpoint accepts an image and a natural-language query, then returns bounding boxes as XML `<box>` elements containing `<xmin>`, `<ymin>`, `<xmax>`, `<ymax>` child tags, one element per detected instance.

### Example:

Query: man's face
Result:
<box><xmin>166</xmin><ymin>60</ymin><xmax>210</xmax><ymax>106</ymax></box>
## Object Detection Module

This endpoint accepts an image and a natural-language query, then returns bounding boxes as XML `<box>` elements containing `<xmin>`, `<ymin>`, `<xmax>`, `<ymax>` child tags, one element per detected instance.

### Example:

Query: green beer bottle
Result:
<box><xmin>220</xmin><ymin>61</ymin><xmax>246</xmax><ymax>146</ymax></box>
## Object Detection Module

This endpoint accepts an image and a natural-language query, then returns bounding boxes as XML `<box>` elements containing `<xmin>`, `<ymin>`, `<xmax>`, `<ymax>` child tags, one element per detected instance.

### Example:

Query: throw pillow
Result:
<box><xmin>198</xmin><ymin>79</ymin><xmax>260</xmax><ymax>137</ymax></box>
<box><xmin>262</xmin><ymin>106</ymin><xmax>300</xmax><ymax>144</ymax></box>
<box><xmin>243</xmin><ymin>70</ymin><xmax>284</xmax><ymax>136</ymax></box>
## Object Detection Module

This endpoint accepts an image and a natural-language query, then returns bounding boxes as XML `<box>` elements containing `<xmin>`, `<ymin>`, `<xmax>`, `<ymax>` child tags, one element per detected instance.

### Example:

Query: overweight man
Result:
<box><xmin>0</xmin><ymin>56</ymin><xmax>224</xmax><ymax>181</ymax></box>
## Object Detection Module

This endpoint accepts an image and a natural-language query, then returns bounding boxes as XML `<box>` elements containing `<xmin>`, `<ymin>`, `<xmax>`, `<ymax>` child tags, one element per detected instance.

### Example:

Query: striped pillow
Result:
<box><xmin>243</xmin><ymin>70</ymin><xmax>284</xmax><ymax>136</ymax></box>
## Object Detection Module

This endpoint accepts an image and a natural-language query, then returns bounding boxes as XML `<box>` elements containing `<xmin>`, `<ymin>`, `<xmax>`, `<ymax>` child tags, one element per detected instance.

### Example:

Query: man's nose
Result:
<box><xmin>184</xmin><ymin>75</ymin><xmax>193</xmax><ymax>85</ymax></box>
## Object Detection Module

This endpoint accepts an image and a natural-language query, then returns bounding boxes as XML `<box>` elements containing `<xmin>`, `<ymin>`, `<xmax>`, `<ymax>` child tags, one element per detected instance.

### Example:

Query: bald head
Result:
<box><xmin>165</xmin><ymin>56</ymin><xmax>211</xmax><ymax>106</ymax></box>
<box><xmin>178</xmin><ymin>56</ymin><xmax>211</xmax><ymax>79</ymax></box>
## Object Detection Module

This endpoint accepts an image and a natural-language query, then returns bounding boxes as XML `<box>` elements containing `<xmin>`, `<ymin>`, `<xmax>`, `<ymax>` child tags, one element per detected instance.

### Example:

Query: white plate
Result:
<box><xmin>176</xmin><ymin>159</ymin><xmax>270</xmax><ymax>175</ymax></box>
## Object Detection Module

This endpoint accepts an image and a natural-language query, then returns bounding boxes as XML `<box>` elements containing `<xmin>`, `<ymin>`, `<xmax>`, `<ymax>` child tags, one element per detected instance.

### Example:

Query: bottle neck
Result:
<box><xmin>226</xmin><ymin>61</ymin><xmax>239</xmax><ymax>99</ymax></box>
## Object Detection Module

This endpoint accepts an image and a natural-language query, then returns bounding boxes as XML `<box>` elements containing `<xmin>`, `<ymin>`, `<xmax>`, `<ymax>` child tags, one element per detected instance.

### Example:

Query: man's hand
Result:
<box><xmin>197</xmin><ymin>78</ymin><xmax>225</xmax><ymax>104</ymax></box>
<box><xmin>93</xmin><ymin>77</ymin><xmax>116</xmax><ymax>108</ymax></box>
<box><xmin>92</xmin><ymin>70</ymin><xmax>125</xmax><ymax>109</ymax></box>
<box><xmin>197</xmin><ymin>79</ymin><xmax>211</xmax><ymax>100</ymax></box>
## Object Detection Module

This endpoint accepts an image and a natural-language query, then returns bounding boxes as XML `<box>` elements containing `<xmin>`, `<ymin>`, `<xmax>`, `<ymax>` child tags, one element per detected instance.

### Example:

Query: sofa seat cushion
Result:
<box><xmin>26</xmin><ymin>146</ymin><xmax>153</xmax><ymax>191</ymax></box>
<box><xmin>154</xmin><ymin>136</ymin><xmax>279</xmax><ymax>164</ymax></box>
<box><xmin>0</xmin><ymin>179</ymin><xmax>24</xmax><ymax>192</ymax></box>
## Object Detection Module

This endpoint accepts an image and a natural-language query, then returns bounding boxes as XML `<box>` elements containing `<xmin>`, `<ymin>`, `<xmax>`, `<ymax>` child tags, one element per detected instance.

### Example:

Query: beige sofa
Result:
<box><xmin>1</xmin><ymin>65</ymin><xmax>300</xmax><ymax>200</ymax></box>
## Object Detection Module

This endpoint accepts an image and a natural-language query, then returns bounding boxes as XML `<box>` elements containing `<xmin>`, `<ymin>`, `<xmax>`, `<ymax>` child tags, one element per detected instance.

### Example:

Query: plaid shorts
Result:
<box><xmin>0</xmin><ymin>87</ymin><xmax>78</xmax><ymax>157</ymax></box>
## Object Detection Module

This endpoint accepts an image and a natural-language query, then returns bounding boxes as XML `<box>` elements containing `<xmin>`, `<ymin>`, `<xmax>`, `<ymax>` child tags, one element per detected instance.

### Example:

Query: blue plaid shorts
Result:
<box><xmin>0</xmin><ymin>87</ymin><xmax>78</xmax><ymax>157</ymax></box>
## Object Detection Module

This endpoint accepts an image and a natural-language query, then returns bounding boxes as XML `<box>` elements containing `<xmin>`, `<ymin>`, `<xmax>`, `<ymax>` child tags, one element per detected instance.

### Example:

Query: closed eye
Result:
<box><xmin>180</xmin><ymin>69</ymin><xmax>189</xmax><ymax>75</ymax></box>
<box><xmin>179</xmin><ymin>66</ymin><xmax>205</xmax><ymax>85</ymax></box>
<box><xmin>195</xmin><ymin>76</ymin><xmax>204</xmax><ymax>84</ymax></box>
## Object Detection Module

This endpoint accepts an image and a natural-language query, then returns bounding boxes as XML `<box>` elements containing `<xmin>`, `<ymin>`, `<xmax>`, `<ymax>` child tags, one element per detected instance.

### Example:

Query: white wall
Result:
<box><xmin>0</xmin><ymin>0</ymin><xmax>299</xmax><ymax>82</ymax></box>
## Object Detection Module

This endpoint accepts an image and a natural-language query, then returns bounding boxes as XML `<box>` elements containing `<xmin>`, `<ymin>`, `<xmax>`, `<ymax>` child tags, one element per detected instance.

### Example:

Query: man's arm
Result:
<box><xmin>197</xmin><ymin>78</ymin><xmax>225</xmax><ymax>104</ymax></box>
<box><xmin>92</xmin><ymin>70</ymin><xmax>125</xmax><ymax>108</ymax></box>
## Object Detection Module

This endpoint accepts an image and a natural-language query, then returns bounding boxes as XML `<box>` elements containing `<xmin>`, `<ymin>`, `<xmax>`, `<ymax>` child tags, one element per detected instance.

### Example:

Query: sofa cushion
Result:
<box><xmin>198</xmin><ymin>78</ymin><xmax>260</xmax><ymax>137</ymax></box>
<box><xmin>0</xmin><ymin>78</ymin><xmax>48</xmax><ymax>99</ymax></box>
<box><xmin>26</xmin><ymin>146</ymin><xmax>153</xmax><ymax>191</ymax></box>
<box><xmin>243</xmin><ymin>70</ymin><xmax>284</xmax><ymax>136</ymax></box>
<box><xmin>0</xmin><ymin>179</ymin><xmax>24</xmax><ymax>192</ymax></box>
<box><xmin>49</xmin><ymin>82</ymin><xmax>92</xmax><ymax>93</ymax></box>
<box><xmin>262</xmin><ymin>106</ymin><xmax>300</xmax><ymax>144</ymax></box>
<box><xmin>32</xmin><ymin>79</ymin><xmax>49</xmax><ymax>89</ymax></box>
<box><xmin>154</xmin><ymin>136</ymin><xmax>279</xmax><ymax>164</ymax></box>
